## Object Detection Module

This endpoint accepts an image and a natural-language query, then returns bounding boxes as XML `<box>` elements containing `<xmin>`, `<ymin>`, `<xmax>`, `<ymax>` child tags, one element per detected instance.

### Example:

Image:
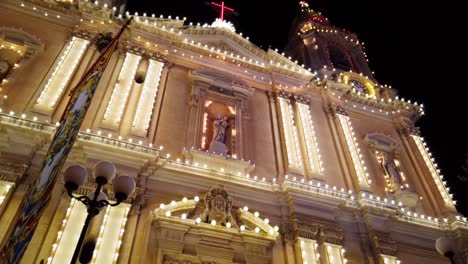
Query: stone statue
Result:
<box><xmin>0</xmin><ymin>58</ymin><xmax>10</xmax><ymax>81</ymax></box>
<box><xmin>209</xmin><ymin>115</ymin><xmax>230</xmax><ymax>155</ymax></box>
<box><xmin>212</xmin><ymin>115</ymin><xmax>229</xmax><ymax>143</ymax></box>
<box><xmin>377</xmin><ymin>152</ymin><xmax>404</xmax><ymax>192</ymax></box>
<box><xmin>199</xmin><ymin>185</ymin><xmax>237</xmax><ymax>227</ymax></box>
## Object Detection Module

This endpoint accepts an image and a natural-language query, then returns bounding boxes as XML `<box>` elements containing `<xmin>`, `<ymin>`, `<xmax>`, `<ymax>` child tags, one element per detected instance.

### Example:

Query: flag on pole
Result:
<box><xmin>0</xmin><ymin>18</ymin><xmax>133</xmax><ymax>264</ymax></box>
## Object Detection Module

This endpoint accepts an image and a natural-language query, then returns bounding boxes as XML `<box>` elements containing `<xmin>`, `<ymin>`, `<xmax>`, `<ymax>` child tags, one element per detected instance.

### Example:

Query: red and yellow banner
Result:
<box><xmin>0</xmin><ymin>19</ymin><xmax>132</xmax><ymax>264</ymax></box>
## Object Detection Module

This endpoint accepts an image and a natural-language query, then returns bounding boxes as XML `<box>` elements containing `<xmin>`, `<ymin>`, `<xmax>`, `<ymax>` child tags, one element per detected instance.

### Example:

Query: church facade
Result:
<box><xmin>0</xmin><ymin>0</ymin><xmax>467</xmax><ymax>263</ymax></box>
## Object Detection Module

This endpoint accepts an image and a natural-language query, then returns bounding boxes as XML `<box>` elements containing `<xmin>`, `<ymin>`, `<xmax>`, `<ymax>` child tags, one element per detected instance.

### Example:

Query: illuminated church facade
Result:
<box><xmin>0</xmin><ymin>0</ymin><xmax>467</xmax><ymax>263</ymax></box>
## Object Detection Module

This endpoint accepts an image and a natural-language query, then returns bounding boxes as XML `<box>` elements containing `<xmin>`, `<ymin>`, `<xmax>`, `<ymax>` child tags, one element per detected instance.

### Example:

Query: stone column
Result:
<box><xmin>80</xmin><ymin>49</ymin><xmax>120</xmax><ymax>130</ymax></box>
<box><xmin>33</xmin><ymin>192</ymin><xmax>71</xmax><ymax>263</ymax></box>
<box><xmin>118</xmin><ymin>202</ymin><xmax>140</xmax><ymax>264</ymax></box>
<box><xmin>130</xmin><ymin>207</ymin><xmax>152</xmax><ymax>263</ymax></box>
<box><xmin>396</xmin><ymin>123</ymin><xmax>444</xmax><ymax>216</ymax></box>
<box><xmin>0</xmin><ymin>184</ymin><xmax>27</xmax><ymax>246</ymax></box>
<box><xmin>25</xmin><ymin>38</ymin><xmax>69</xmax><ymax>116</ymax></box>
<box><xmin>119</xmin><ymin>58</ymin><xmax>148</xmax><ymax>137</ymax></box>
<box><xmin>148</xmin><ymin>62</ymin><xmax>172</xmax><ymax>144</ymax></box>
<box><xmin>21</xmin><ymin>184</ymin><xmax>66</xmax><ymax>263</ymax></box>
<box><xmin>184</xmin><ymin>83</ymin><xmax>201</xmax><ymax>148</ymax></box>
<box><xmin>91</xmin><ymin>51</ymin><xmax>125</xmax><ymax>130</ymax></box>
<box><xmin>324</xmin><ymin>102</ymin><xmax>355</xmax><ymax>191</ymax></box>
<box><xmin>51</xmin><ymin>45</ymin><xmax>98</xmax><ymax>122</ymax></box>
<box><xmin>267</xmin><ymin>91</ymin><xmax>286</xmax><ymax>180</ymax></box>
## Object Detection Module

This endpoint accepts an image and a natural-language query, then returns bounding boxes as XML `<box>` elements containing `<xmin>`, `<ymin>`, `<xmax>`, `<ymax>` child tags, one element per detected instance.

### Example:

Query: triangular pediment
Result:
<box><xmin>182</xmin><ymin>27</ymin><xmax>268</xmax><ymax>64</ymax></box>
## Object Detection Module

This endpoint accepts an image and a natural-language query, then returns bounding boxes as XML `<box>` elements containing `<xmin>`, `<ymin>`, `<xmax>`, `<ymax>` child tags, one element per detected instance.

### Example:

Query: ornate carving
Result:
<box><xmin>162</xmin><ymin>254</ymin><xmax>218</xmax><ymax>264</ymax></box>
<box><xmin>121</xmin><ymin>42</ymin><xmax>146</xmax><ymax>56</ymax></box>
<box><xmin>334</xmin><ymin>106</ymin><xmax>348</xmax><ymax>116</ymax></box>
<box><xmin>0</xmin><ymin>160</ymin><xmax>28</xmax><ymax>183</ymax></box>
<box><xmin>277</xmin><ymin>90</ymin><xmax>292</xmax><ymax>100</ymax></box>
<box><xmin>204</xmin><ymin>41</ymin><xmax>237</xmax><ymax>55</ymax></box>
<box><xmin>147</xmin><ymin>51</ymin><xmax>168</xmax><ymax>63</ymax></box>
<box><xmin>317</xmin><ymin>225</ymin><xmax>343</xmax><ymax>245</ymax></box>
<box><xmin>293</xmin><ymin>95</ymin><xmax>309</xmax><ymax>104</ymax></box>
<box><xmin>72</xmin><ymin>28</ymin><xmax>95</xmax><ymax>41</ymax></box>
<box><xmin>245</xmin><ymin>244</ymin><xmax>267</xmax><ymax>257</ymax></box>
<box><xmin>371</xmin><ymin>234</ymin><xmax>398</xmax><ymax>256</ymax></box>
<box><xmin>397</xmin><ymin>117</ymin><xmax>419</xmax><ymax>137</ymax></box>
<box><xmin>162</xmin><ymin>255</ymin><xmax>200</xmax><ymax>264</ymax></box>
<box><xmin>293</xmin><ymin>220</ymin><xmax>319</xmax><ymax>240</ymax></box>
<box><xmin>199</xmin><ymin>185</ymin><xmax>237</xmax><ymax>227</ymax></box>
<box><xmin>162</xmin><ymin>229</ymin><xmax>185</xmax><ymax>241</ymax></box>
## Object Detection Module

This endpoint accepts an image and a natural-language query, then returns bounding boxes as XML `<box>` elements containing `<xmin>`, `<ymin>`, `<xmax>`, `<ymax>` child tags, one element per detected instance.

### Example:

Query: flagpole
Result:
<box><xmin>0</xmin><ymin>17</ymin><xmax>133</xmax><ymax>264</ymax></box>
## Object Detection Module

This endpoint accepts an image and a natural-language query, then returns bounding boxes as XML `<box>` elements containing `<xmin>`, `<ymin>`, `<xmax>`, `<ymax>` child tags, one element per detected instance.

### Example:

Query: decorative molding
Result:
<box><xmin>372</xmin><ymin>234</ymin><xmax>398</xmax><ymax>256</ymax></box>
<box><xmin>199</xmin><ymin>184</ymin><xmax>237</xmax><ymax>227</ymax></box>
<box><xmin>317</xmin><ymin>225</ymin><xmax>344</xmax><ymax>245</ymax></box>
<box><xmin>293</xmin><ymin>220</ymin><xmax>343</xmax><ymax>246</ymax></box>
<box><xmin>293</xmin><ymin>220</ymin><xmax>319</xmax><ymax>240</ymax></box>
<box><xmin>397</xmin><ymin>117</ymin><xmax>419</xmax><ymax>137</ymax></box>
<box><xmin>72</xmin><ymin>28</ymin><xmax>95</xmax><ymax>41</ymax></box>
<box><xmin>0</xmin><ymin>160</ymin><xmax>28</xmax><ymax>183</ymax></box>
<box><xmin>162</xmin><ymin>254</ymin><xmax>204</xmax><ymax>264</ymax></box>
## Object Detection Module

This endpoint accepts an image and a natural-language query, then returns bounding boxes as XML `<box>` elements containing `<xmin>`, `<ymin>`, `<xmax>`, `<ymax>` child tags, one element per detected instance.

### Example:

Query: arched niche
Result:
<box><xmin>0</xmin><ymin>27</ymin><xmax>44</xmax><ymax>98</ymax></box>
<box><xmin>187</xmin><ymin>68</ymin><xmax>254</xmax><ymax>160</ymax></box>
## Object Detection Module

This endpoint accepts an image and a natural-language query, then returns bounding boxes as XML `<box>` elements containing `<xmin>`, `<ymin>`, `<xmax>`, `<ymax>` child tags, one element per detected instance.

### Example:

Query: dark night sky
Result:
<box><xmin>127</xmin><ymin>0</ymin><xmax>468</xmax><ymax>215</ymax></box>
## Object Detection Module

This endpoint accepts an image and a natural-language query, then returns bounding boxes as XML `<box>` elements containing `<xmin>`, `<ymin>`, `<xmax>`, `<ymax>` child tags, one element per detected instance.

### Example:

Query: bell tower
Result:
<box><xmin>286</xmin><ymin>1</ymin><xmax>374</xmax><ymax>78</ymax></box>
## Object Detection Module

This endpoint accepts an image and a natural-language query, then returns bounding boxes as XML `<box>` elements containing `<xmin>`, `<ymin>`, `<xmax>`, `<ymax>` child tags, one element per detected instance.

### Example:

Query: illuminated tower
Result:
<box><xmin>286</xmin><ymin>1</ymin><xmax>374</xmax><ymax>78</ymax></box>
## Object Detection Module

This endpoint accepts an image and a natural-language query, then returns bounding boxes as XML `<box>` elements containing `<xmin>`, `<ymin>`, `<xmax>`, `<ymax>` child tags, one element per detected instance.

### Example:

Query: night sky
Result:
<box><xmin>126</xmin><ymin>0</ymin><xmax>468</xmax><ymax>215</ymax></box>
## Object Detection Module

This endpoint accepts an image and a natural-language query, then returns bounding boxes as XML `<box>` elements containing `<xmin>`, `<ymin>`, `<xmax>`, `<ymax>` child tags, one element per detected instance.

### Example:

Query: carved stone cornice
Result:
<box><xmin>72</xmin><ymin>28</ymin><xmax>95</xmax><ymax>41</ymax></box>
<box><xmin>189</xmin><ymin>68</ymin><xmax>254</xmax><ymax>98</ymax></box>
<box><xmin>397</xmin><ymin>117</ymin><xmax>420</xmax><ymax>137</ymax></box>
<box><xmin>293</xmin><ymin>94</ymin><xmax>310</xmax><ymax>104</ymax></box>
<box><xmin>162</xmin><ymin>254</ymin><xmax>203</xmax><ymax>264</ymax></box>
<box><xmin>371</xmin><ymin>233</ymin><xmax>398</xmax><ymax>256</ymax></box>
<box><xmin>0</xmin><ymin>160</ymin><xmax>28</xmax><ymax>183</ymax></box>
<box><xmin>317</xmin><ymin>225</ymin><xmax>344</xmax><ymax>245</ymax></box>
<box><xmin>120</xmin><ymin>42</ymin><xmax>146</xmax><ymax>56</ymax></box>
<box><xmin>276</xmin><ymin>90</ymin><xmax>293</xmax><ymax>100</ymax></box>
<box><xmin>292</xmin><ymin>220</ymin><xmax>343</xmax><ymax>246</ymax></box>
<box><xmin>292</xmin><ymin>220</ymin><xmax>319</xmax><ymax>240</ymax></box>
<box><xmin>147</xmin><ymin>51</ymin><xmax>168</xmax><ymax>63</ymax></box>
<box><xmin>325</xmin><ymin>103</ymin><xmax>347</xmax><ymax>117</ymax></box>
<box><xmin>334</xmin><ymin>105</ymin><xmax>348</xmax><ymax>116</ymax></box>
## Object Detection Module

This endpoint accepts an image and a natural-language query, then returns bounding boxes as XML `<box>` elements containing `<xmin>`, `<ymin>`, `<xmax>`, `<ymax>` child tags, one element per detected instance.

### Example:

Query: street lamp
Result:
<box><xmin>63</xmin><ymin>161</ymin><xmax>136</xmax><ymax>264</ymax></box>
<box><xmin>436</xmin><ymin>236</ymin><xmax>456</xmax><ymax>264</ymax></box>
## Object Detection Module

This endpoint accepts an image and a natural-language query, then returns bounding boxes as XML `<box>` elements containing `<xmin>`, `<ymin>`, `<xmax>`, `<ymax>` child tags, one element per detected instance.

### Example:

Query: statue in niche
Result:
<box><xmin>199</xmin><ymin>185</ymin><xmax>237</xmax><ymax>227</ymax></box>
<box><xmin>0</xmin><ymin>58</ymin><xmax>10</xmax><ymax>82</ymax></box>
<box><xmin>213</xmin><ymin>115</ymin><xmax>229</xmax><ymax>143</ymax></box>
<box><xmin>377</xmin><ymin>151</ymin><xmax>405</xmax><ymax>193</ymax></box>
<box><xmin>209</xmin><ymin>114</ymin><xmax>230</xmax><ymax>155</ymax></box>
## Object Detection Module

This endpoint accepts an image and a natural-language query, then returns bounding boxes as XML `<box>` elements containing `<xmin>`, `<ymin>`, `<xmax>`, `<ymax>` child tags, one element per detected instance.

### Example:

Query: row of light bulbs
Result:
<box><xmin>412</xmin><ymin>136</ymin><xmax>456</xmax><ymax>206</ymax></box>
<box><xmin>0</xmin><ymin>110</ymin><xmax>451</xmax><ymax>205</ymax></box>
<box><xmin>158</xmin><ymin>196</ymin><xmax>279</xmax><ymax>235</ymax></box>
<box><xmin>19</xmin><ymin>0</ymin><xmax>425</xmax><ymax>113</ymax></box>
<box><xmin>2</xmin><ymin>110</ymin><xmax>466</xmax><ymax>229</ymax></box>
<box><xmin>47</xmin><ymin>198</ymin><xmax>130</xmax><ymax>264</ymax></box>
<box><xmin>168</xmin><ymin>155</ymin><xmax>458</xmax><ymax>229</ymax></box>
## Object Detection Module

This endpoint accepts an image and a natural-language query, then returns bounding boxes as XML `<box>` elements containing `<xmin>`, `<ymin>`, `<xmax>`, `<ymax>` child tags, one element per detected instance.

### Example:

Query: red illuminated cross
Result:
<box><xmin>211</xmin><ymin>1</ymin><xmax>235</xmax><ymax>21</ymax></box>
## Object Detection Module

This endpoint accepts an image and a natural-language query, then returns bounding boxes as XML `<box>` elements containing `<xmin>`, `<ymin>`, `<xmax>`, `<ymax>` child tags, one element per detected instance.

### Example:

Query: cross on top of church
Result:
<box><xmin>210</xmin><ymin>1</ymin><xmax>235</xmax><ymax>21</ymax></box>
<box><xmin>299</xmin><ymin>1</ymin><xmax>309</xmax><ymax>8</ymax></box>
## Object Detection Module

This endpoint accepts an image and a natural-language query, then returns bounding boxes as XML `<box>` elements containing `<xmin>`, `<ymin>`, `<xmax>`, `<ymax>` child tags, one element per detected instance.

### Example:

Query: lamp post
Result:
<box><xmin>63</xmin><ymin>161</ymin><xmax>136</xmax><ymax>264</ymax></box>
<box><xmin>436</xmin><ymin>236</ymin><xmax>457</xmax><ymax>264</ymax></box>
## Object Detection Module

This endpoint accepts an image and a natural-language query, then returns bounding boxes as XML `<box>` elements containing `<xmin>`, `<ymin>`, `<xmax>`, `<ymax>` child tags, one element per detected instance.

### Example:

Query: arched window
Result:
<box><xmin>327</xmin><ymin>43</ymin><xmax>355</xmax><ymax>71</ymax></box>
